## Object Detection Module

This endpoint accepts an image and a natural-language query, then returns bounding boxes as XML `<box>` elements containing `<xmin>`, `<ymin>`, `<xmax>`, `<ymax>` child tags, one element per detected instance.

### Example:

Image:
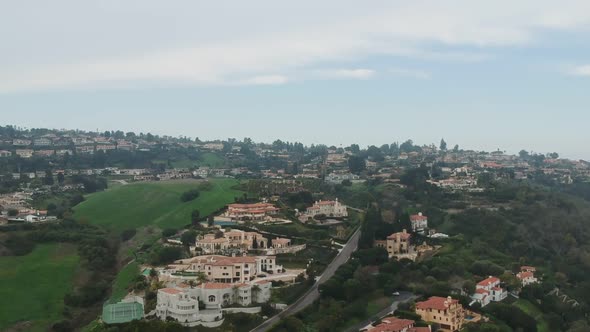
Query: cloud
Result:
<box><xmin>388</xmin><ymin>68</ymin><xmax>431</xmax><ymax>80</ymax></box>
<box><xmin>239</xmin><ymin>75</ymin><xmax>289</xmax><ymax>85</ymax></box>
<box><xmin>314</xmin><ymin>68</ymin><xmax>376</xmax><ymax>80</ymax></box>
<box><xmin>569</xmin><ymin>65</ymin><xmax>590</xmax><ymax>76</ymax></box>
<box><xmin>2</xmin><ymin>1</ymin><xmax>590</xmax><ymax>92</ymax></box>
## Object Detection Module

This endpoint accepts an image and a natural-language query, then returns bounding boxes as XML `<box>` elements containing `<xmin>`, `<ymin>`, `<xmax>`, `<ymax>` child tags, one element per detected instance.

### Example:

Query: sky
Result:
<box><xmin>1</xmin><ymin>1</ymin><xmax>590</xmax><ymax>160</ymax></box>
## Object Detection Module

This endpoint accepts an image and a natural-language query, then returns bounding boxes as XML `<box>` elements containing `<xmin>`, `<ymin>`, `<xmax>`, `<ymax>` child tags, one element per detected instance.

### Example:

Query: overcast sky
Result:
<box><xmin>1</xmin><ymin>1</ymin><xmax>589</xmax><ymax>160</ymax></box>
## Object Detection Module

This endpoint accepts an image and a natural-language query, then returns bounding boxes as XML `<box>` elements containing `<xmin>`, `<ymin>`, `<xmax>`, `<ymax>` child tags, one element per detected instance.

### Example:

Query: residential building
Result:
<box><xmin>193</xmin><ymin>229</ymin><xmax>268</xmax><ymax>253</ymax></box>
<box><xmin>301</xmin><ymin>199</ymin><xmax>348</xmax><ymax>220</ymax></box>
<box><xmin>0</xmin><ymin>150</ymin><xmax>12</xmax><ymax>157</ymax></box>
<box><xmin>326</xmin><ymin>172</ymin><xmax>361</xmax><ymax>184</ymax></box>
<box><xmin>12</xmin><ymin>139</ymin><xmax>32</xmax><ymax>146</ymax></box>
<box><xmin>34</xmin><ymin>149</ymin><xmax>55</xmax><ymax>157</ymax></box>
<box><xmin>156</xmin><ymin>288</ymin><xmax>222</xmax><ymax>328</ymax></box>
<box><xmin>33</xmin><ymin>138</ymin><xmax>53</xmax><ymax>146</ymax></box>
<box><xmin>96</xmin><ymin>144</ymin><xmax>117</xmax><ymax>152</ymax></box>
<box><xmin>471</xmin><ymin>276</ymin><xmax>507</xmax><ymax>307</ymax></box>
<box><xmin>410</xmin><ymin>212</ymin><xmax>428</xmax><ymax>232</ymax></box>
<box><xmin>516</xmin><ymin>266</ymin><xmax>539</xmax><ymax>287</ymax></box>
<box><xmin>365</xmin><ymin>316</ymin><xmax>430</xmax><ymax>332</ymax></box>
<box><xmin>164</xmin><ymin>254</ymin><xmax>283</xmax><ymax>283</ymax></box>
<box><xmin>375</xmin><ymin>230</ymin><xmax>411</xmax><ymax>258</ymax></box>
<box><xmin>224</xmin><ymin>202</ymin><xmax>279</xmax><ymax>221</ymax></box>
<box><xmin>415</xmin><ymin>296</ymin><xmax>464</xmax><ymax>332</ymax></box>
<box><xmin>15</xmin><ymin>149</ymin><xmax>33</xmax><ymax>158</ymax></box>
<box><xmin>202</xmin><ymin>142</ymin><xmax>224</xmax><ymax>151</ymax></box>
<box><xmin>76</xmin><ymin>145</ymin><xmax>95</xmax><ymax>154</ymax></box>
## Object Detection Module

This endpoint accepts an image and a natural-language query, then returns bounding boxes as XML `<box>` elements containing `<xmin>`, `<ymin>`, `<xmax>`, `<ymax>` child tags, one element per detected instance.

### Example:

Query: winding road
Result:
<box><xmin>250</xmin><ymin>228</ymin><xmax>361</xmax><ymax>332</ymax></box>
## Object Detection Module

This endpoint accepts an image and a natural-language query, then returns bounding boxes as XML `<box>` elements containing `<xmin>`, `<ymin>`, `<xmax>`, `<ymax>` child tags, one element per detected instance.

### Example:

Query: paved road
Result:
<box><xmin>250</xmin><ymin>228</ymin><xmax>361</xmax><ymax>332</ymax></box>
<box><xmin>343</xmin><ymin>291</ymin><xmax>417</xmax><ymax>332</ymax></box>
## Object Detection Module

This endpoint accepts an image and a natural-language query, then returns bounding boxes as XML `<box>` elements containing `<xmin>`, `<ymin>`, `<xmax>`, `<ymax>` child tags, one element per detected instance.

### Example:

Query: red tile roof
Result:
<box><xmin>202</xmin><ymin>283</ymin><xmax>233</xmax><ymax>290</ymax></box>
<box><xmin>369</xmin><ymin>317</ymin><xmax>414</xmax><ymax>332</ymax></box>
<box><xmin>387</xmin><ymin>231</ymin><xmax>411</xmax><ymax>240</ymax></box>
<box><xmin>477</xmin><ymin>277</ymin><xmax>500</xmax><ymax>287</ymax></box>
<box><xmin>517</xmin><ymin>271</ymin><xmax>534</xmax><ymax>279</ymax></box>
<box><xmin>416</xmin><ymin>296</ymin><xmax>459</xmax><ymax>311</ymax></box>
<box><xmin>160</xmin><ymin>288</ymin><xmax>182</xmax><ymax>295</ymax></box>
<box><xmin>410</xmin><ymin>214</ymin><xmax>427</xmax><ymax>221</ymax></box>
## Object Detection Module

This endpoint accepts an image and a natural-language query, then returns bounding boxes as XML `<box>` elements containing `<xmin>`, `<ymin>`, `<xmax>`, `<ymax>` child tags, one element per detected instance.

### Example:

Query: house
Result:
<box><xmin>76</xmin><ymin>145</ymin><xmax>95</xmax><ymax>154</ymax></box>
<box><xmin>202</xmin><ymin>142</ymin><xmax>224</xmax><ymax>151</ymax></box>
<box><xmin>163</xmin><ymin>254</ymin><xmax>283</xmax><ymax>283</ymax></box>
<box><xmin>12</xmin><ymin>139</ymin><xmax>32</xmax><ymax>146</ymax></box>
<box><xmin>271</xmin><ymin>237</ymin><xmax>291</xmax><ymax>248</ymax></box>
<box><xmin>0</xmin><ymin>150</ymin><xmax>12</xmax><ymax>157</ymax></box>
<box><xmin>224</xmin><ymin>202</ymin><xmax>279</xmax><ymax>221</ymax></box>
<box><xmin>34</xmin><ymin>150</ymin><xmax>55</xmax><ymax>157</ymax></box>
<box><xmin>326</xmin><ymin>172</ymin><xmax>361</xmax><ymax>184</ymax></box>
<box><xmin>410</xmin><ymin>213</ymin><xmax>428</xmax><ymax>232</ymax></box>
<box><xmin>415</xmin><ymin>296</ymin><xmax>464</xmax><ymax>332</ymax></box>
<box><xmin>364</xmin><ymin>316</ymin><xmax>430</xmax><ymax>332</ymax></box>
<box><xmin>15</xmin><ymin>149</ymin><xmax>34</xmax><ymax>158</ymax></box>
<box><xmin>193</xmin><ymin>229</ymin><xmax>268</xmax><ymax>253</ymax></box>
<box><xmin>375</xmin><ymin>230</ymin><xmax>412</xmax><ymax>259</ymax></box>
<box><xmin>156</xmin><ymin>288</ymin><xmax>222</xmax><ymax>328</ymax></box>
<box><xmin>33</xmin><ymin>138</ymin><xmax>53</xmax><ymax>146</ymax></box>
<box><xmin>471</xmin><ymin>276</ymin><xmax>507</xmax><ymax>307</ymax></box>
<box><xmin>301</xmin><ymin>199</ymin><xmax>348</xmax><ymax>220</ymax></box>
<box><xmin>96</xmin><ymin>144</ymin><xmax>117</xmax><ymax>152</ymax></box>
<box><xmin>516</xmin><ymin>266</ymin><xmax>538</xmax><ymax>287</ymax></box>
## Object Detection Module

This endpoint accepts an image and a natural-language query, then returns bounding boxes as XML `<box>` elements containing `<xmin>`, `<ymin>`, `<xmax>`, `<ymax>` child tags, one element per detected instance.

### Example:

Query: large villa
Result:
<box><xmin>223</xmin><ymin>202</ymin><xmax>279</xmax><ymax>221</ymax></box>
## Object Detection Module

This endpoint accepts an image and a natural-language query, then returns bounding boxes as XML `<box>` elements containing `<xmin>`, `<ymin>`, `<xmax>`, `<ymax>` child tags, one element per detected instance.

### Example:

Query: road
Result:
<box><xmin>250</xmin><ymin>228</ymin><xmax>361</xmax><ymax>332</ymax></box>
<box><xmin>343</xmin><ymin>291</ymin><xmax>417</xmax><ymax>332</ymax></box>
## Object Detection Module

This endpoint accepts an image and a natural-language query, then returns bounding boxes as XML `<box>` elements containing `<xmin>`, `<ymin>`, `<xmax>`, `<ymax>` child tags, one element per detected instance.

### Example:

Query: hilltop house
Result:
<box><xmin>410</xmin><ymin>213</ymin><xmax>428</xmax><ymax>232</ymax></box>
<box><xmin>415</xmin><ymin>296</ymin><xmax>464</xmax><ymax>332</ymax></box>
<box><xmin>364</xmin><ymin>316</ymin><xmax>430</xmax><ymax>332</ymax></box>
<box><xmin>192</xmin><ymin>229</ymin><xmax>268</xmax><ymax>253</ymax></box>
<box><xmin>223</xmin><ymin>202</ymin><xmax>279</xmax><ymax>221</ymax></box>
<box><xmin>471</xmin><ymin>276</ymin><xmax>507</xmax><ymax>307</ymax></box>
<box><xmin>375</xmin><ymin>230</ymin><xmax>414</xmax><ymax>260</ymax></box>
<box><xmin>516</xmin><ymin>266</ymin><xmax>539</xmax><ymax>287</ymax></box>
<box><xmin>161</xmin><ymin>254</ymin><xmax>283</xmax><ymax>283</ymax></box>
<box><xmin>301</xmin><ymin>199</ymin><xmax>348</xmax><ymax>220</ymax></box>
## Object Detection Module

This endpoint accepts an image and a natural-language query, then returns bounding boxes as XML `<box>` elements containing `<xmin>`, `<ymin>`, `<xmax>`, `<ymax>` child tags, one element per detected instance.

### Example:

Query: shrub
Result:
<box><xmin>180</xmin><ymin>189</ymin><xmax>200</xmax><ymax>202</ymax></box>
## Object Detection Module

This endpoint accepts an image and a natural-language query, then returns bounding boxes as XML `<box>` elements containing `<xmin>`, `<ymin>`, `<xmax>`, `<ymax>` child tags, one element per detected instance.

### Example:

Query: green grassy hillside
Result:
<box><xmin>73</xmin><ymin>179</ymin><xmax>243</xmax><ymax>231</ymax></box>
<box><xmin>0</xmin><ymin>243</ymin><xmax>80</xmax><ymax>331</ymax></box>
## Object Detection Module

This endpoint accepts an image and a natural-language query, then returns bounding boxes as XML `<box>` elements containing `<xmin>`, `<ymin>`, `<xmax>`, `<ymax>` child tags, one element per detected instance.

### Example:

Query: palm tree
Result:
<box><xmin>188</xmin><ymin>280</ymin><xmax>197</xmax><ymax>289</ymax></box>
<box><xmin>196</xmin><ymin>272</ymin><xmax>208</xmax><ymax>285</ymax></box>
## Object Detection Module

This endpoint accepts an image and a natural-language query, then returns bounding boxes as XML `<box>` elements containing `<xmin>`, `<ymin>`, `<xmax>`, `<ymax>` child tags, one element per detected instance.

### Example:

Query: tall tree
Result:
<box><xmin>191</xmin><ymin>209</ymin><xmax>200</xmax><ymax>226</ymax></box>
<box><xmin>440</xmin><ymin>138</ymin><xmax>447</xmax><ymax>151</ymax></box>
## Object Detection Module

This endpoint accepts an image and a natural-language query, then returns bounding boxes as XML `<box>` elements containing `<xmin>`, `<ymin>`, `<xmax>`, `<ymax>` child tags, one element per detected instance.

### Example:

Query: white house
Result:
<box><xmin>516</xmin><ymin>266</ymin><xmax>539</xmax><ymax>287</ymax></box>
<box><xmin>471</xmin><ymin>276</ymin><xmax>507</xmax><ymax>307</ymax></box>
<box><xmin>410</xmin><ymin>213</ymin><xmax>428</xmax><ymax>232</ymax></box>
<box><xmin>156</xmin><ymin>288</ymin><xmax>223</xmax><ymax>328</ymax></box>
<box><xmin>301</xmin><ymin>199</ymin><xmax>348</xmax><ymax>220</ymax></box>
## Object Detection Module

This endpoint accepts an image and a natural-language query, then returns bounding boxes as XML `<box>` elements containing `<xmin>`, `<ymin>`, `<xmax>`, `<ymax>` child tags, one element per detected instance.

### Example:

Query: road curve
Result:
<box><xmin>250</xmin><ymin>228</ymin><xmax>361</xmax><ymax>332</ymax></box>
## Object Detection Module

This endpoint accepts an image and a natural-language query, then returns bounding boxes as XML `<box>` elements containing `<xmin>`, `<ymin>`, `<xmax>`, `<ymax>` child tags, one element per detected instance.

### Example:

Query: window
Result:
<box><xmin>208</xmin><ymin>295</ymin><xmax>216</xmax><ymax>302</ymax></box>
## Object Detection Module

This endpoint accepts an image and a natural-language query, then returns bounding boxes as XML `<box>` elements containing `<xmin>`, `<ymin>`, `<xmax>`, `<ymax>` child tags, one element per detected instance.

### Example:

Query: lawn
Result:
<box><xmin>514</xmin><ymin>299</ymin><xmax>550</xmax><ymax>332</ymax></box>
<box><xmin>0</xmin><ymin>243</ymin><xmax>80</xmax><ymax>331</ymax></box>
<box><xmin>110</xmin><ymin>261</ymin><xmax>140</xmax><ymax>302</ymax></box>
<box><xmin>198</xmin><ymin>152</ymin><xmax>225</xmax><ymax>168</ymax></box>
<box><xmin>73</xmin><ymin>178</ymin><xmax>243</xmax><ymax>231</ymax></box>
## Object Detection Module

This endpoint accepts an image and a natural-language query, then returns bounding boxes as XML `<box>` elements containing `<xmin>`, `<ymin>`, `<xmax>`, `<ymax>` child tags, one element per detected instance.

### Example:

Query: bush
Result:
<box><xmin>120</xmin><ymin>228</ymin><xmax>137</xmax><ymax>241</ymax></box>
<box><xmin>162</xmin><ymin>228</ymin><xmax>177</xmax><ymax>237</ymax></box>
<box><xmin>180</xmin><ymin>189</ymin><xmax>200</xmax><ymax>202</ymax></box>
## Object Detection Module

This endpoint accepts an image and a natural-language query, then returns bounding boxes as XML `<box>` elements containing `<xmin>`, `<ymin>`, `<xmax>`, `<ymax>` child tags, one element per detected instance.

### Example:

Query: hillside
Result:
<box><xmin>73</xmin><ymin>179</ymin><xmax>243</xmax><ymax>231</ymax></box>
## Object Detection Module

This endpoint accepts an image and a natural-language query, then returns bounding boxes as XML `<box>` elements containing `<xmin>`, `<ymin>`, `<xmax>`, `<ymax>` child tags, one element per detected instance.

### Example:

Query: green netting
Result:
<box><xmin>102</xmin><ymin>302</ymin><xmax>144</xmax><ymax>324</ymax></box>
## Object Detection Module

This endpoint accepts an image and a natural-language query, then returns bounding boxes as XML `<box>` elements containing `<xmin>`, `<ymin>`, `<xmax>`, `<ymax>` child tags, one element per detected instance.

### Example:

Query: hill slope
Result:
<box><xmin>73</xmin><ymin>179</ymin><xmax>243</xmax><ymax>231</ymax></box>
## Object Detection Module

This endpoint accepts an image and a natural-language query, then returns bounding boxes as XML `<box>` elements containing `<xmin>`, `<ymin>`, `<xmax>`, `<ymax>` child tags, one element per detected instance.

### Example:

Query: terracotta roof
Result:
<box><xmin>410</xmin><ymin>214</ymin><xmax>427</xmax><ymax>221</ymax></box>
<box><xmin>521</xmin><ymin>266</ymin><xmax>536</xmax><ymax>272</ymax></box>
<box><xmin>160</xmin><ymin>288</ymin><xmax>182</xmax><ymax>295</ymax></box>
<box><xmin>517</xmin><ymin>271</ymin><xmax>534</xmax><ymax>279</ymax></box>
<box><xmin>475</xmin><ymin>289</ymin><xmax>489</xmax><ymax>294</ymax></box>
<box><xmin>202</xmin><ymin>283</ymin><xmax>233</xmax><ymax>290</ymax></box>
<box><xmin>477</xmin><ymin>277</ymin><xmax>500</xmax><ymax>287</ymax></box>
<box><xmin>369</xmin><ymin>317</ymin><xmax>414</xmax><ymax>332</ymax></box>
<box><xmin>416</xmin><ymin>296</ymin><xmax>459</xmax><ymax>311</ymax></box>
<box><xmin>387</xmin><ymin>231</ymin><xmax>411</xmax><ymax>240</ymax></box>
<box><xmin>408</xmin><ymin>328</ymin><xmax>431</xmax><ymax>332</ymax></box>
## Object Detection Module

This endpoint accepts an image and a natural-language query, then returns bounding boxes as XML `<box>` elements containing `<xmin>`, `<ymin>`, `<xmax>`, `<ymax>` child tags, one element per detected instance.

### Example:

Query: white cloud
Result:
<box><xmin>388</xmin><ymin>68</ymin><xmax>431</xmax><ymax>80</ymax></box>
<box><xmin>1</xmin><ymin>0</ymin><xmax>590</xmax><ymax>92</ymax></box>
<box><xmin>239</xmin><ymin>75</ymin><xmax>289</xmax><ymax>85</ymax></box>
<box><xmin>569</xmin><ymin>65</ymin><xmax>590</xmax><ymax>76</ymax></box>
<box><xmin>314</xmin><ymin>68</ymin><xmax>376</xmax><ymax>80</ymax></box>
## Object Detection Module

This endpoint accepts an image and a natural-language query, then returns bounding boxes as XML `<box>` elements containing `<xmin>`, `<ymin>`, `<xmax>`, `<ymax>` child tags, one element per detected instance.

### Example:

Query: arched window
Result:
<box><xmin>208</xmin><ymin>295</ymin><xmax>216</xmax><ymax>302</ymax></box>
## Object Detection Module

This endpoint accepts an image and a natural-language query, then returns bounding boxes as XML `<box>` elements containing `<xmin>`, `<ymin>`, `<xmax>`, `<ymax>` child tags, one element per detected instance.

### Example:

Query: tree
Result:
<box><xmin>440</xmin><ymin>138</ymin><xmax>447</xmax><ymax>151</ymax></box>
<box><xmin>252</xmin><ymin>236</ymin><xmax>259</xmax><ymax>249</ymax></box>
<box><xmin>57</xmin><ymin>172</ymin><xmax>65</xmax><ymax>184</ymax></box>
<box><xmin>348</xmin><ymin>155</ymin><xmax>366</xmax><ymax>174</ymax></box>
<box><xmin>207</xmin><ymin>215</ymin><xmax>215</xmax><ymax>227</ymax></box>
<box><xmin>349</xmin><ymin>144</ymin><xmax>360</xmax><ymax>154</ymax></box>
<box><xmin>181</xmin><ymin>230</ymin><xmax>198</xmax><ymax>246</ymax></box>
<box><xmin>191</xmin><ymin>210</ymin><xmax>200</xmax><ymax>226</ymax></box>
<box><xmin>519</xmin><ymin>150</ymin><xmax>530</xmax><ymax>159</ymax></box>
<box><xmin>180</xmin><ymin>189</ymin><xmax>200</xmax><ymax>202</ymax></box>
<box><xmin>44</xmin><ymin>169</ymin><xmax>54</xmax><ymax>185</ymax></box>
<box><xmin>162</xmin><ymin>228</ymin><xmax>177</xmax><ymax>237</ymax></box>
<box><xmin>453</xmin><ymin>144</ymin><xmax>459</xmax><ymax>152</ymax></box>
<box><xmin>8</xmin><ymin>208</ymin><xmax>18</xmax><ymax>216</ymax></box>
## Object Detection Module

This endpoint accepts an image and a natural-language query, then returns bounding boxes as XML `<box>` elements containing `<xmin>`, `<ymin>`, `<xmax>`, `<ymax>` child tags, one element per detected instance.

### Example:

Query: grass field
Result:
<box><xmin>0</xmin><ymin>243</ymin><xmax>80</xmax><ymax>331</ymax></box>
<box><xmin>73</xmin><ymin>178</ymin><xmax>243</xmax><ymax>231</ymax></box>
<box><xmin>514</xmin><ymin>299</ymin><xmax>550</xmax><ymax>332</ymax></box>
<box><xmin>109</xmin><ymin>261</ymin><xmax>140</xmax><ymax>302</ymax></box>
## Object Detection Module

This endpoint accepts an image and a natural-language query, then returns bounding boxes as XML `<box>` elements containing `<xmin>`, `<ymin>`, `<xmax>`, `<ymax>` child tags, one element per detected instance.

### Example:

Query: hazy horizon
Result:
<box><xmin>1</xmin><ymin>1</ymin><xmax>589</xmax><ymax>160</ymax></box>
